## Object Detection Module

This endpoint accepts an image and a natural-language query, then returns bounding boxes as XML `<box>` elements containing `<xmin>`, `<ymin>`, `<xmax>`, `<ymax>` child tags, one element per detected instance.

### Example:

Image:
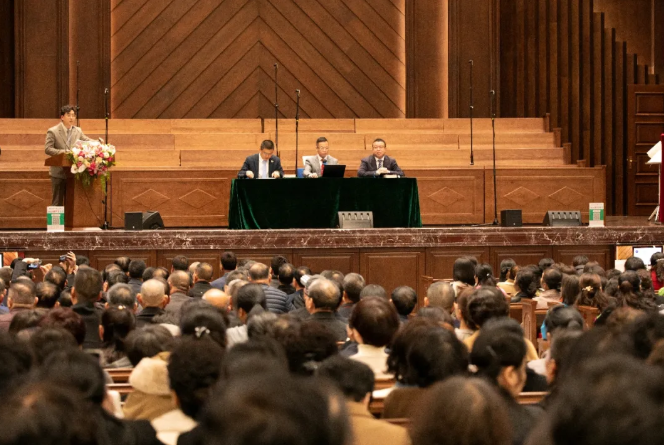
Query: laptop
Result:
<box><xmin>322</xmin><ymin>164</ymin><xmax>346</xmax><ymax>178</ymax></box>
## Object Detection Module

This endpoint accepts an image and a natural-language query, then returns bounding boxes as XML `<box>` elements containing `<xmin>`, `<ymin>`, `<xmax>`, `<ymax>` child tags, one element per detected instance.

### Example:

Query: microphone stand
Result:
<box><xmin>469</xmin><ymin>60</ymin><xmax>474</xmax><ymax>166</ymax></box>
<box><xmin>491</xmin><ymin>90</ymin><xmax>498</xmax><ymax>225</ymax></box>
<box><xmin>295</xmin><ymin>89</ymin><xmax>301</xmax><ymax>173</ymax></box>
<box><xmin>274</xmin><ymin>63</ymin><xmax>279</xmax><ymax>158</ymax></box>
<box><xmin>76</xmin><ymin>61</ymin><xmax>80</xmax><ymax>127</ymax></box>
<box><xmin>101</xmin><ymin>88</ymin><xmax>110</xmax><ymax>230</ymax></box>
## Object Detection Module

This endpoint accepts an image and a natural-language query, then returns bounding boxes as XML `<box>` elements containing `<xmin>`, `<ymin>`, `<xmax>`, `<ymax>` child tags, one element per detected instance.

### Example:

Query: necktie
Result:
<box><xmin>321</xmin><ymin>158</ymin><xmax>326</xmax><ymax>176</ymax></box>
<box><xmin>66</xmin><ymin>128</ymin><xmax>73</xmax><ymax>147</ymax></box>
<box><xmin>377</xmin><ymin>159</ymin><xmax>383</xmax><ymax>170</ymax></box>
<box><xmin>262</xmin><ymin>160</ymin><xmax>268</xmax><ymax>178</ymax></box>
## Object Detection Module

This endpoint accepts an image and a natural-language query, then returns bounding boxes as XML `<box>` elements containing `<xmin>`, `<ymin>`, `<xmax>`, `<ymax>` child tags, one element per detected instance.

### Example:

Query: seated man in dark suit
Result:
<box><xmin>357</xmin><ymin>138</ymin><xmax>404</xmax><ymax>177</ymax></box>
<box><xmin>238</xmin><ymin>140</ymin><xmax>284</xmax><ymax>179</ymax></box>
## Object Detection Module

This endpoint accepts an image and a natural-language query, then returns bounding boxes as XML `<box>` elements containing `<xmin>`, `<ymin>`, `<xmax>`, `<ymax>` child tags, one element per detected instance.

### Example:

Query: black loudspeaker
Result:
<box><xmin>543</xmin><ymin>210</ymin><xmax>582</xmax><ymax>227</ymax></box>
<box><xmin>501</xmin><ymin>209</ymin><xmax>523</xmax><ymax>227</ymax></box>
<box><xmin>125</xmin><ymin>211</ymin><xmax>165</xmax><ymax>230</ymax></box>
<box><xmin>338</xmin><ymin>211</ymin><xmax>373</xmax><ymax>229</ymax></box>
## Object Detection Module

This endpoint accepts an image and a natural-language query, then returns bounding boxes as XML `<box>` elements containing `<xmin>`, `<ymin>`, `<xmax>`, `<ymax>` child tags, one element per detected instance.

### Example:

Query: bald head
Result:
<box><xmin>249</xmin><ymin>263</ymin><xmax>270</xmax><ymax>283</ymax></box>
<box><xmin>168</xmin><ymin>270</ymin><xmax>190</xmax><ymax>294</ymax></box>
<box><xmin>426</xmin><ymin>281</ymin><xmax>456</xmax><ymax>314</ymax></box>
<box><xmin>308</xmin><ymin>278</ymin><xmax>341</xmax><ymax>311</ymax></box>
<box><xmin>9</xmin><ymin>280</ymin><xmax>37</xmax><ymax>307</ymax></box>
<box><xmin>138</xmin><ymin>279</ymin><xmax>167</xmax><ymax>308</ymax></box>
<box><xmin>203</xmin><ymin>288</ymin><xmax>230</xmax><ymax>312</ymax></box>
<box><xmin>195</xmin><ymin>262</ymin><xmax>213</xmax><ymax>282</ymax></box>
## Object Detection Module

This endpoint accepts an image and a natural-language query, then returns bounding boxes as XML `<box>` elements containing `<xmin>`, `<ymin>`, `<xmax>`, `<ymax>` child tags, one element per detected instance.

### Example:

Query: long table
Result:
<box><xmin>228</xmin><ymin>177</ymin><xmax>422</xmax><ymax>229</ymax></box>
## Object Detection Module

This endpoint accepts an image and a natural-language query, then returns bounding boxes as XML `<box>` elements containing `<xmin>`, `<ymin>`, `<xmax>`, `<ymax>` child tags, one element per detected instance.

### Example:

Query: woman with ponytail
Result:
<box><xmin>99</xmin><ymin>306</ymin><xmax>136</xmax><ymax>368</ymax></box>
<box><xmin>574</xmin><ymin>273</ymin><xmax>613</xmax><ymax>312</ymax></box>
<box><xmin>614</xmin><ymin>270</ymin><xmax>657</xmax><ymax>312</ymax></box>
<box><xmin>534</xmin><ymin>267</ymin><xmax>563</xmax><ymax>309</ymax></box>
<box><xmin>511</xmin><ymin>267</ymin><xmax>539</xmax><ymax>303</ymax></box>
<box><xmin>476</xmin><ymin>263</ymin><xmax>498</xmax><ymax>287</ymax></box>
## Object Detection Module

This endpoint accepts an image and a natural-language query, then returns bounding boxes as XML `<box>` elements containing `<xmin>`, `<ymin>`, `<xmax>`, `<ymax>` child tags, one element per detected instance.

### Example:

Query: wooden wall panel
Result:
<box><xmin>413</xmin><ymin>169</ymin><xmax>484</xmax><ymax>225</ymax></box>
<box><xmin>425</xmin><ymin>248</ymin><xmax>490</xmax><ymax>280</ymax></box>
<box><xmin>490</xmin><ymin>246</ymin><xmax>554</xmax><ymax>273</ymax></box>
<box><xmin>0</xmin><ymin>172</ymin><xmax>52</xmax><ymax>229</ymax></box>
<box><xmin>360</xmin><ymin>250</ymin><xmax>425</xmax><ymax>298</ymax></box>
<box><xmin>157</xmin><ymin>250</ymin><xmax>222</xmax><ymax>278</ymax></box>
<box><xmin>232</xmin><ymin>250</ymin><xmax>293</xmax><ymax>269</ymax></box>
<box><xmin>552</xmin><ymin>246</ymin><xmax>612</xmax><ymax>270</ymax></box>
<box><xmin>89</xmin><ymin>250</ymin><xmax>158</xmax><ymax>270</ymax></box>
<box><xmin>110</xmin><ymin>0</ymin><xmax>406</xmax><ymax>119</ymax></box>
<box><xmin>0</xmin><ymin>1</ymin><xmax>14</xmax><ymax>118</ymax></box>
<box><xmin>292</xmin><ymin>250</ymin><xmax>360</xmax><ymax>275</ymax></box>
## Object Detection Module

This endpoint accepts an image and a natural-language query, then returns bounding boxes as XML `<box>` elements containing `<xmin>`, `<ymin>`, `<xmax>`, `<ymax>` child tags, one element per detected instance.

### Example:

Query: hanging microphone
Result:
<box><xmin>469</xmin><ymin>60</ymin><xmax>474</xmax><ymax>166</ymax></box>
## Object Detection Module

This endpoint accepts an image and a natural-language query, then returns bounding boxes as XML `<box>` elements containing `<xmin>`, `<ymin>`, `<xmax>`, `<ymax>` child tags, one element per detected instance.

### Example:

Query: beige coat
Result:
<box><xmin>45</xmin><ymin>122</ymin><xmax>91</xmax><ymax>178</ymax></box>
<box><xmin>346</xmin><ymin>401</ymin><xmax>411</xmax><ymax>445</ymax></box>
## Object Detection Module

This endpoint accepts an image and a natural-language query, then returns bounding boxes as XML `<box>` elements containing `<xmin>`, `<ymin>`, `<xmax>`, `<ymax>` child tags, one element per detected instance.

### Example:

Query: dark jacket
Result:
<box><xmin>289</xmin><ymin>289</ymin><xmax>305</xmax><ymax>310</ymax></box>
<box><xmin>188</xmin><ymin>281</ymin><xmax>212</xmax><ymax>299</ymax></box>
<box><xmin>128</xmin><ymin>278</ymin><xmax>143</xmax><ymax>297</ymax></box>
<box><xmin>136</xmin><ymin>307</ymin><xmax>165</xmax><ymax>328</ymax></box>
<box><xmin>311</xmin><ymin>311</ymin><xmax>348</xmax><ymax>342</ymax></box>
<box><xmin>164</xmin><ymin>292</ymin><xmax>191</xmax><ymax>320</ymax></box>
<box><xmin>278</xmin><ymin>283</ymin><xmax>296</xmax><ymax>296</ymax></box>
<box><xmin>262</xmin><ymin>284</ymin><xmax>289</xmax><ymax>314</ymax></box>
<box><xmin>337</xmin><ymin>302</ymin><xmax>355</xmax><ymax>319</ymax></box>
<box><xmin>210</xmin><ymin>272</ymin><xmax>229</xmax><ymax>291</ymax></box>
<box><xmin>238</xmin><ymin>153</ymin><xmax>284</xmax><ymax>179</ymax></box>
<box><xmin>72</xmin><ymin>302</ymin><xmax>103</xmax><ymax>349</ymax></box>
<box><xmin>97</xmin><ymin>409</ymin><xmax>162</xmax><ymax>445</ymax></box>
<box><xmin>357</xmin><ymin>155</ymin><xmax>404</xmax><ymax>177</ymax></box>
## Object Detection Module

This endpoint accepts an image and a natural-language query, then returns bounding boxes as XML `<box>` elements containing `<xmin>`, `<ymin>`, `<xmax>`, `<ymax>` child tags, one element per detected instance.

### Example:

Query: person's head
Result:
<box><xmin>141</xmin><ymin>267</ymin><xmax>156</xmax><ymax>282</ymax></box>
<box><xmin>168</xmin><ymin>337</ymin><xmax>224</xmax><ymax>419</ymax></box>
<box><xmin>39</xmin><ymin>348</ymin><xmax>106</xmax><ymax>407</ymax></box>
<box><xmin>317</xmin><ymin>355</ymin><xmax>374</xmax><ymax>403</ymax></box>
<box><xmin>29</xmin><ymin>327</ymin><xmax>78</xmax><ymax>365</ymax></box>
<box><xmin>514</xmin><ymin>267</ymin><xmax>538</xmax><ymax>298</ymax></box>
<box><xmin>0</xmin><ymin>383</ymin><xmax>99</xmax><ymax>445</ymax></box>
<box><xmin>0</xmin><ymin>332</ymin><xmax>33</xmax><ymax>398</ymax></box>
<box><xmin>542</xmin><ymin>267</ymin><xmax>563</xmax><ymax>292</ymax></box>
<box><xmin>247</xmin><ymin>312</ymin><xmax>279</xmax><ymax>339</ymax></box>
<box><xmin>466</xmin><ymin>287</ymin><xmax>509</xmax><ymax>330</ymax></box>
<box><xmin>625</xmin><ymin>256</ymin><xmax>647</xmax><ymax>271</ymax></box>
<box><xmin>615</xmin><ymin>270</ymin><xmax>655</xmax><ymax>312</ymax></box>
<box><xmin>221</xmin><ymin>251</ymin><xmax>237</xmax><ymax>271</ymax></box>
<box><xmin>8</xmin><ymin>309</ymin><xmax>47</xmax><ymax>336</ymax></box>
<box><xmin>544</xmin><ymin>305</ymin><xmax>584</xmax><ymax>340</ymax></box>
<box><xmin>105</xmin><ymin>269</ymin><xmax>129</xmax><ymax>290</ymax></box>
<box><xmin>539</xmin><ymin>257</ymin><xmax>555</xmax><ymax>272</ymax></box>
<box><xmin>7</xmin><ymin>280</ymin><xmax>37</xmax><ymax>309</ymax></box>
<box><xmin>269</xmin><ymin>255</ymin><xmax>288</xmax><ymax>276</ymax></box>
<box><xmin>114</xmin><ymin>256</ymin><xmax>131</xmax><ymax>273</ymax></box>
<box><xmin>425</xmin><ymin>281</ymin><xmax>455</xmax><ymax>314</ymax></box>
<box><xmin>39</xmin><ymin>308</ymin><xmax>86</xmax><ymax>346</ymax></box>
<box><xmin>71</xmin><ymin>266</ymin><xmax>103</xmax><ymax>305</ymax></box>
<box><xmin>372</xmin><ymin>138</ymin><xmax>387</xmax><ymax>159</ymax></box>
<box><xmin>180</xmin><ymin>305</ymin><xmax>227</xmax><ymax>348</ymax></box>
<box><xmin>294</xmin><ymin>266</ymin><xmax>312</xmax><ymax>289</ymax></box>
<box><xmin>274</xmin><ymin>318</ymin><xmax>339</xmax><ymax>375</ymax></box>
<box><xmin>57</xmin><ymin>290</ymin><xmax>73</xmax><ymax>308</ymax></box>
<box><xmin>200</xmin><ymin>373</ymin><xmax>349</xmax><ymax>445</ymax></box>
<box><xmin>222</xmin><ymin>338</ymin><xmax>289</xmax><ymax>379</ymax></box>
<box><xmin>224</xmin><ymin>269</ymin><xmax>248</xmax><ymax>289</ymax></box>
<box><xmin>400</xmin><ymin>325</ymin><xmax>468</xmax><ymax>387</ymax></box>
<box><xmin>124</xmin><ymin>325</ymin><xmax>175</xmax><ymax>366</ymax></box>
<box><xmin>560</xmin><ymin>273</ymin><xmax>580</xmax><ymax>306</ymax></box>
<box><xmin>349</xmin><ymin>296</ymin><xmax>400</xmax><ymax>347</ymax></box>
<box><xmin>341</xmin><ymin>273</ymin><xmax>365</xmax><ymax>304</ymax></box>
<box><xmin>278</xmin><ymin>263</ymin><xmax>295</xmax><ymax>286</ymax></box>
<box><xmin>572</xmin><ymin>255</ymin><xmax>589</xmax><ymax>269</ymax></box>
<box><xmin>315</xmin><ymin>136</ymin><xmax>330</xmax><ymax>158</ymax></box>
<box><xmin>542</xmin><ymin>355</ymin><xmax>664</xmax><ymax>445</ymax></box>
<box><xmin>387</xmin><ymin>318</ymin><xmax>437</xmax><ymax>382</ymax></box>
<box><xmin>410</xmin><ymin>377</ymin><xmax>512</xmax><ymax>445</ymax></box>
<box><xmin>259</xmin><ymin>139</ymin><xmax>275</xmax><ymax>160</ymax></box>
<box><xmin>359</xmin><ymin>284</ymin><xmax>387</xmax><ymax>300</ymax></box>
<box><xmin>59</xmin><ymin>104</ymin><xmax>76</xmax><ymax>127</ymax></box>
<box><xmin>470</xmin><ymin>325</ymin><xmax>527</xmax><ymax>397</ymax></box>
<box><xmin>100</xmin><ymin>306</ymin><xmax>135</xmax><ymax>351</ymax></box>
<box><xmin>545</xmin><ymin>329</ymin><xmax>584</xmax><ymax>386</ymax></box>
<box><xmin>128</xmin><ymin>259</ymin><xmax>146</xmax><ymax>280</ymax></box>
<box><xmin>235</xmin><ymin>283</ymin><xmax>267</xmax><ymax>322</ymax></box>
<box><xmin>44</xmin><ymin>266</ymin><xmax>67</xmax><ymax>292</ymax></box>
<box><xmin>499</xmin><ymin>259</ymin><xmax>516</xmax><ymax>281</ymax></box>
<box><xmin>107</xmin><ymin>283</ymin><xmax>137</xmax><ymax>311</ymax></box>
<box><xmin>193</xmin><ymin>262</ymin><xmax>213</xmax><ymax>283</ymax></box>
<box><xmin>476</xmin><ymin>264</ymin><xmax>497</xmax><ymax>287</ymax></box>
<box><xmin>171</xmin><ymin>255</ymin><xmax>189</xmax><ymax>272</ymax></box>
<box><xmin>417</xmin><ymin>306</ymin><xmax>455</xmax><ymax>331</ymax></box>
<box><xmin>202</xmin><ymin>288</ymin><xmax>230</xmax><ymax>313</ymax></box>
<box><xmin>248</xmin><ymin>263</ymin><xmax>271</xmax><ymax>283</ymax></box>
<box><xmin>35</xmin><ymin>281</ymin><xmax>59</xmax><ymax>309</ymax></box>
<box><xmin>307</xmin><ymin>278</ymin><xmax>342</xmax><ymax>312</ymax></box>
<box><xmin>453</xmin><ymin>257</ymin><xmax>476</xmax><ymax>286</ymax></box>
<box><xmin>168</xmin><ymin>270</ymin><xmax>190</xmax><ymax>295</ymax></box>
<box><xmin>137</xmin><ymin>279</ymin><xmax>167</xmax><ymax>309</ymax></box>
<box><xmin>390</xmin><ymin>286</ymin><xmax>417</xmax><ymax>317</ymax></box>
<box><xmin>576</xmin><ymin>273</ymin><xmax>611</xmax><ymax>311</ymax></box>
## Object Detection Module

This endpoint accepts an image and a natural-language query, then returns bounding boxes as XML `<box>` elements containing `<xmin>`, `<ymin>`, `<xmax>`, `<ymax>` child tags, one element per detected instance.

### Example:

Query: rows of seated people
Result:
<box><xmin>0</xmin><ymin>251</ymin><xmax>663</xmax><ymax>445</ymax></box>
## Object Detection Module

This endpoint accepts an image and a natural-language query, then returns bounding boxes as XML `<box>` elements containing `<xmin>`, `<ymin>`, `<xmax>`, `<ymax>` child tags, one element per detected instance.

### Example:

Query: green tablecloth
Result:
<box><xmin>229</xmin><ymin>178</ymin><xmax>422</xmax><ymax>229</ymax></box>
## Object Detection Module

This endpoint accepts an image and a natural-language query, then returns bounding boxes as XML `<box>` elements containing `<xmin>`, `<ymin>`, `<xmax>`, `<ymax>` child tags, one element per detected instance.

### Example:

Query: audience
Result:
<box><xmin>4</xmin><ymin>251</ymin><xmax>664</xmax><ymax>445</ymax></box>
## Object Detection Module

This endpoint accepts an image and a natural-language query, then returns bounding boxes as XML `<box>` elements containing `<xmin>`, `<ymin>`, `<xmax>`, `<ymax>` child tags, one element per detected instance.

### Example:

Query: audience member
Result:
<box><xmin>210</xmin><ymin>251</ymin><xmax>237</xmax><ymax>290</ymax></box>
<box><xmin>512</xmin><ymin>267</ymin><xmax>539</xmax><ymax>303</ymax></box>
<box><xmin>624</xmin><ymin>255</ymin><xmax>647</xmax><ymax>272</ymax></box>
<box><xmin>476</xmin><ymin>263</ymin><xmax>498</xmax><ymax>287</ymax></box>
<box><xmin>614</xmin><ymin>270</ymin><xmax>657</xmax><ymax>312</ymax></box>
<box><xmin>39</xmin><ymin>308</ymin><xmax>86</xmax><ymax>346</ymax></box>
<box><xmin>455</xmin><ymin>288</ymin><xmax>476</xmax><ymax>341</ymax></box>
<box><xmin>201</xmin><ymin>288</ymin><xmax>230</xmax><ymax>312</ymax></box>
<box><xmin>29</xmin><ymin>327</ymin><xmax>78</xmax><ymax>365</ymax></box>
<box><xmin>417</xmin><ymin>306</ymin><xmax>455</xmax><ymax>331</ymax></box>
<box><xmin>391</xmin><ymin>286</ymin><xmax>417</xmax><ymax>323</ymax></box>
<box><xmin>136</xmin><ymin>279</ymin><xmax>169</xmax><ymax>328</ymax></box>
<box><xmin>539</xmin><ymin>258</ymin><xmax>555</xmax><ymax>272</ymax></box>
<box><xmin>8</xmin><ymin>308</ymin><xmax>47</xmax><ymax>336</ymax></box>
<box><xmin>124</xmin><ymin>349</ymin><xmax>175</xmax><ymax>421</ymax></box>
<box><xmin>274</xmin><ymin>318</ymin><xmax>339</xmax><ymax>375</ymax></box>
<box><xmin>269</xmin><ymin>255</ymin><xmax>288</xmax><ymax>288</ymax></box>
<box><xmin>128</xmin><ymin>260</ymin><xmax>147</xmax><ymax>295</ymax></box>
<box><xmin>221</xmin><ymin>338</ymin><xmax>289</xmax><ymax>379</ymax></box>
<box><xmin>125</xmin><ymin>325</ymin><xmax>175</xmax><ymax>367</ymax></box>
<box><xmin>115</xmin><ymin>256</ymin><xmax>131</xmax><ymax>274</ymax></box>
<box><xmin>575</xmin><ymin>273</ymin><xmax>614</xmax><ymax>314</ymax></box>
<box><xmin>338</xmin><ymin>273</ymin><xmax>365</xmax><ymax>319</ymax></box>
<box><xmin>452</xmin><ymin>257</ymin><xmax>476</xmax><ymax>297</ymax></box>
<box><xmin>498</xmin><ymin>263</ymin><xmax>519</xmax><ymax>296</ymax></box>
<box><xmin>99</xmin><ymin>306</ymin><xmax>136</xmax><ymax>368</ymax></box>
<box><xmin>572</xmin><ymin>255</ymin><xmax>589</xmax><ymax>274</ymax></box>
<box><xmin>164</xmin><ymin>271</ymin><xmax>191</xmax><ymax>319</ymax></box>
<box><xmin>288</xmin><ymin>266</ymin><xmax>312</xmax><ymax>310</ymax></box>
<box><xmin>348</xmin><ymin>297</ymin><xmax>400</xmax><ymax>378</ymax></box>
<box><xmin>226</xmin><ymin>282</ymin><xmax>266</xmax><ymax>347</ymax></box>
<box><xmin>534</xmin><ymin>267</ymin><xmax>563</xmax><ymax>309</ymax></box>
<box><xmin>304</xmin><ymin>278</ymin><xmax>347</xmax><ymax>341</ymax></box>
<box><xmin>188</xmin><ymin>263</ymin><xmax>213</xmax><ymax>299</ymax></box>
<box><xmin>424</xmin><ymin>281</ymin><xmax>455</xmax><ymax>316</ymax></box>
<box><xmin>560</xmin><ymin>273</ymin><xmax>580</xmax><ymax>306</ymax></box>
<box><xmin>107</xmin><ymin>283</ymin><xmax>138</xmax><ymax>312</ymax></box>
<box><xmin>359</xmin><ymin>284</ymin><xmax>388</xmax><ymax>300</ymax></box>
<box><xmin>249</xmin><ymin>263</ymin><xmax>289</xmax><ymax>314</ymax></box>
<box><xmin>277</xmin><ymin>263</ymin><xmax>296</xmax><ymax>295</ymax></box>
<box><xmin>318</xmin><ymin>356</ymin><xmax>411</xmax><ymax>445</ymax></box>
<box><xmin>34</xmin><ymin>281</ymin><xmax>59</xmax><ymax>309</ymax></box>
<box><xmin>411</xmin><ymin>377</ymin><xmax>512</xmax><ymax>445</ymax></box>
<box><xmin>0</xmin><ymin>280</ymin><xmax>37</xmax><ymax>332</ymax></box>
<box><xmin>179</xmin><ymin>304</ymin><xmax>227</xmax><ymax>348</ymax></box>
<box><xmin>171</xmin><ymin>255</ymin><xmax>188</xmax><ymax>273</ymax></box>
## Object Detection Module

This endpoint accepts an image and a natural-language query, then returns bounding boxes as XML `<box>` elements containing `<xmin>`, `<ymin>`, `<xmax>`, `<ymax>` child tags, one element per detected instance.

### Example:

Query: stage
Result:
<box><xmin>2</xmin><ymin>217</ymin><xmax>661</xmax><ymax>300</ymax></box>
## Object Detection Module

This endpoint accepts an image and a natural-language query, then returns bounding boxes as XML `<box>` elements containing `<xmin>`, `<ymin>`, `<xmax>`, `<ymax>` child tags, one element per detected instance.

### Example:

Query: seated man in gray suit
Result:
<box><xmin>303</xmin><ymin>137</ymin><xmax>338</xmax><ymax>178</ymax></box>
<box><xmin>357</xmin><ymin>138</ymin><xmax>404</xmax><ymax>177</ymax></box>
<box><xmin>45</xmin><ymin>105</ymin><xmax>102</xmax><ymax>206</ymax></box>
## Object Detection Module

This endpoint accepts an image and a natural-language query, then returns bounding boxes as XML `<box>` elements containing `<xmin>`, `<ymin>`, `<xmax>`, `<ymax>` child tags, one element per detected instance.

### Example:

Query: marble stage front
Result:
<box><xmin>1</xmin><ymin>217</ymin><xmax>661</xmax><ymax>301</ymax></box>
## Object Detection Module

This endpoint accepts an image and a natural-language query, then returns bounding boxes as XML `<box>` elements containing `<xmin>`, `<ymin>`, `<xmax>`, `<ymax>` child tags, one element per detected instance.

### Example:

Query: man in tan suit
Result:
<box><xmin>44</xmin><ymin>105</ymin><xmax>99</xmax><ymax>206</ymax></box>
<box><xmin>318</xmin><ymin>356</ymin><xmax>411</xmax><ymax>445</ymax></box>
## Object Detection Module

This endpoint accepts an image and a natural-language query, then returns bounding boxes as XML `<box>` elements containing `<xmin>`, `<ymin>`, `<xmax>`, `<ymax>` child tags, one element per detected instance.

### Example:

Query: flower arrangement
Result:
<box><xmin>67</xmin><ymin>140</ymin><xmax>116</xmax><ymax>193</ymax></box>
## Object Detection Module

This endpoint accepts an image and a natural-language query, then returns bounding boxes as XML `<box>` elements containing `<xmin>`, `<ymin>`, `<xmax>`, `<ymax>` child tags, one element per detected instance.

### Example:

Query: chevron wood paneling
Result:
<box><xmin>110</xmin><ymin>0</ymin><xmax>406</xmax><ymax>118</ymax></box>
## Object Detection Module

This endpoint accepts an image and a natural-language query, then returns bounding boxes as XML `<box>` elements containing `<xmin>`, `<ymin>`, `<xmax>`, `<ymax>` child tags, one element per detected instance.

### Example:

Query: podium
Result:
<box><xmin>44</xmin><ymin>154</ymin><xmax>104</xmax><ymax>230</ymax></box>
